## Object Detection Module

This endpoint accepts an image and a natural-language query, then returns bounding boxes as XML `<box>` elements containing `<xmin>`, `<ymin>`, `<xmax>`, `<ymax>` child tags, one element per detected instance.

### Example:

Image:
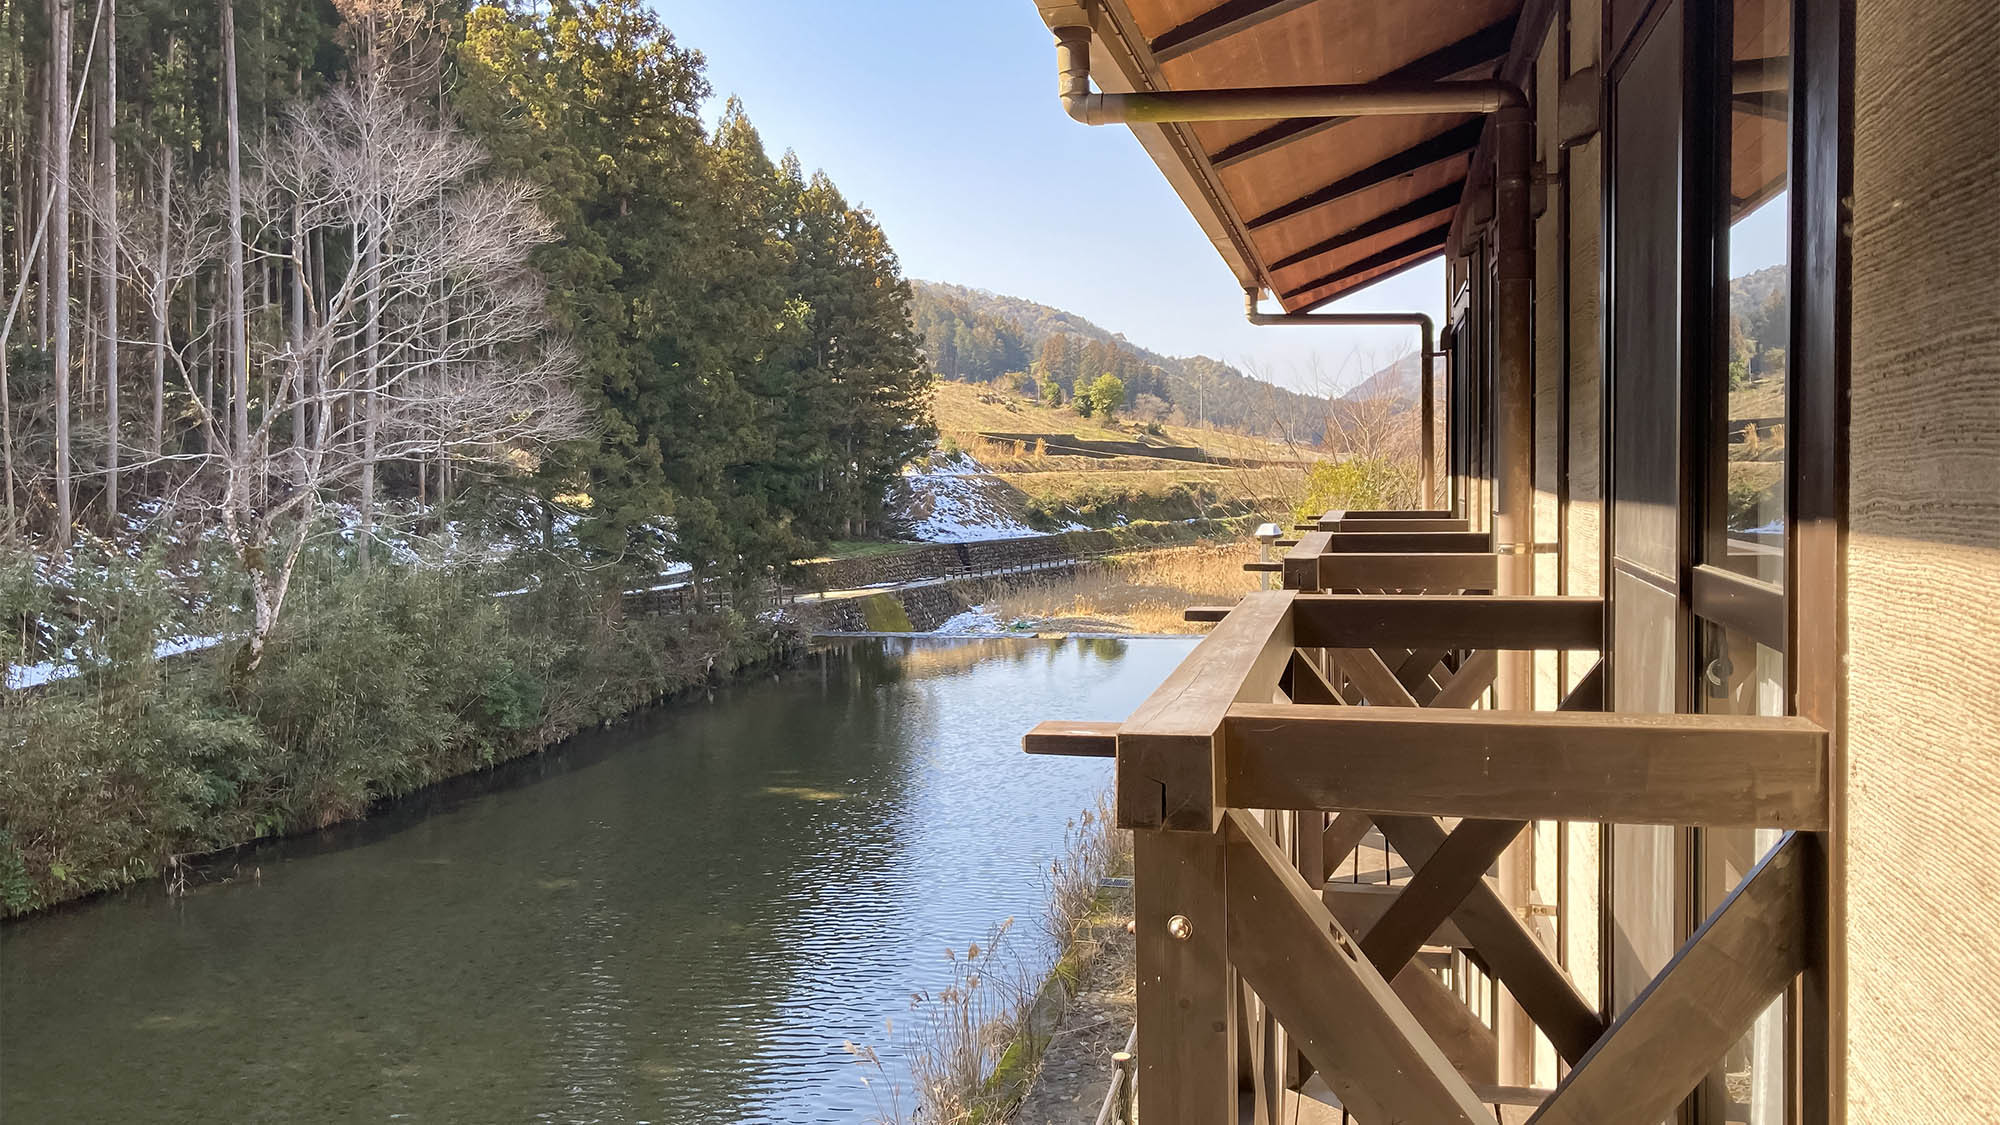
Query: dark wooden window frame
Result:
<box><xmin>1595</xmin><ymin>0</ymin><xmax>1846</xmax><ymax>1119</ymax></box>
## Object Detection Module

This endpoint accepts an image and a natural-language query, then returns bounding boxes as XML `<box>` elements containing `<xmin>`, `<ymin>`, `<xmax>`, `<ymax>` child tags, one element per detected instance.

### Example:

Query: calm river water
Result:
<box><xmin>0</xmin><ymin>635</ymin><xmax>1194</xmax><ymax>1124</ymax></box>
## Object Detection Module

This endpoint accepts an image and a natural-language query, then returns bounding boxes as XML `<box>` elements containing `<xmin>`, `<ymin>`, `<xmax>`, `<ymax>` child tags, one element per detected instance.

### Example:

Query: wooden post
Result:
<box><xmin>1492</xmin><ymin>97</ymin><xmax>1539</xmax><ymax>1089</ymax></box>
<box><xmin>1133</xmin><ymin>828</ymin><xmax>1235</xmax><ymax>1124</ymax></box>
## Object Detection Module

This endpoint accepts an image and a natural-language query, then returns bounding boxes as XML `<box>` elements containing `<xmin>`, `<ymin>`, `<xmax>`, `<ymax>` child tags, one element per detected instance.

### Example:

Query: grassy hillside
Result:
<box><xmin>926</xmin><ymin>382</ymin><xmax>1313</xmax><ymax>532</ymax></box>
<box><xmin>932</xmin><ymin>382</ymin><xmax>1312</xmax><ymax>464</ymax></box>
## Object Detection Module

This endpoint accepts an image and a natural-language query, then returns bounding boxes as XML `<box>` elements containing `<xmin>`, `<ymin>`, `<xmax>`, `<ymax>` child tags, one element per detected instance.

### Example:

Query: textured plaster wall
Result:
<box><xmin>1846</xmin><ymin>0</ymin><xmax>2000</xmax><ymax>1117</ymax></box>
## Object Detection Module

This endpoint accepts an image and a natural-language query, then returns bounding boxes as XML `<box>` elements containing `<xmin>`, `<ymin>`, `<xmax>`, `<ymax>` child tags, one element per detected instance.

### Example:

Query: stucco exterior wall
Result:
<box><xmin>1845</xmin><ymin>0</ymin><xmax>2000</xmax><ymax>1117</ymax></box>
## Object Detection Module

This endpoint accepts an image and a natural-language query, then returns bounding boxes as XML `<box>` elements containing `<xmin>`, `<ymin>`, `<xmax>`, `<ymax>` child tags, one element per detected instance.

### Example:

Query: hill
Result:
<box><xmin>909</xmin><ymin>280</ymin><xmax>1329</xmax><ymax>444</ymax></box>
<box><xmin>1341</xmin><ymin>353</ymin><xmax>1422</xmax><ymax>405</ymax></box>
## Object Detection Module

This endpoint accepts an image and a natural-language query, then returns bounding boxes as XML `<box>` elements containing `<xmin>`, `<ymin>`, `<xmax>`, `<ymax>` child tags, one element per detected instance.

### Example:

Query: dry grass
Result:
<box><xmin>846</xmin><ymin>792</ymin><xmax>1131</xmax><ymax>1125</ymax></box>
<box><xmin>930</xmin><ymin>382</ymin><xmax>1312</xmax><ymax>467</ymax></box>
<box><xmin>1041</xmin><ymin>791</ymin><xmax>1129</xmax><ymax>951</ymax></box>
<box><xmin>969</xmin><ymin>541</ymin><xmax>1263</xmax><ymax>634</ymax></box>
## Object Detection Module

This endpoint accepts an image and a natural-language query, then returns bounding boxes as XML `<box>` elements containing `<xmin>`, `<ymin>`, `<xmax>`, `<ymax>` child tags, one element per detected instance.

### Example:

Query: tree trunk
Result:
<box><xmin>50</xmin><ymin>0</ymin><xmax>73</xmax><ymax>547</ymax></box>
<box><xmin>0</xmin><ymin>166</ymin><xmax>12</xmax><ymax>524</ymax></box>
<box><xmin>150</xmin><ymin>142</ymin><xmax>167</xmax><ymax>457</ymax></box>
<box><xmin>357</xmin><ymin>213</ymin><xmax>379</xmax><ymax>572</ymax></box>
<box><xmin>98</xmin><ymin>0</ymin><xmax>117</xmax><ymax>520</ymax></box>
<box><xmin>289</xmin><ymin>198</ymin><xmax>305</xmax><ymax>448</ymax></box>
<box><xmin>35</xmin><ymin>50</ymin><xmax>49</xmax><ymax>348</ymax></box>
<box><xmin>220</xmin><ymin>0</ymin><xmax>248</xmax><ymax>457</ymax></box>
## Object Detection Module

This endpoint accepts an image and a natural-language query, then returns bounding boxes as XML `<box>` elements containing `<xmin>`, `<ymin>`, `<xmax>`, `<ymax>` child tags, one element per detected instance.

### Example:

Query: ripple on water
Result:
<box><xmin>0</xmin><ymin>635</ymin><xmax>1196</xmax><ymax>1123</ymax></box>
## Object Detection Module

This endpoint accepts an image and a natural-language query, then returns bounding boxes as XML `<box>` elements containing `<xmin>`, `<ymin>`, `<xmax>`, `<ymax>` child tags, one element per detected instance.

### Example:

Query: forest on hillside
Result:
<box><xmin>0</xmin><ymin>0</ymin><xmax>933</xmax><ymax>594</ymax></box>
<box><xmin>909</xmin><ymin>280</ymin><xmax>1331</xmax><ymax>444</ymax></box>
<box><xmin>0</xmin><ymin>0</ymin><xmax>934</xmax><ymax>914</ymax></box>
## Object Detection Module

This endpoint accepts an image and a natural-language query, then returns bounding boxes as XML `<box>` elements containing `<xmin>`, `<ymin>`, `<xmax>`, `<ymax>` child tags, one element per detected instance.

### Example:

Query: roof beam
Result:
<box><xmin>1294</xmin><ymin>249</ymin><xmax>1444</xmax><ymax>312</ymax></box>
<box><xmin>1210</xmin><ymin>20</ymin><xmax>1517</xmax><ymax>169</ymax></box>
<box><xmin>1150</xmin><ymin>0</ymin><xmax>1319</xmax><ymax>63</ymax></box>
<box><xmin>1279</xmin><ymin>224</ymin><xmax>1453</xmax><ymax>301</ymax></box>
<box><xmin>1268</xmin><ymin>181</ymin><xmax>1466</xmax><ymax>272</ymax></box>
<box><xmin>1246</xmin><ymin>119</ymin><xmax>1484</xmax><ymax>230</ymax></box>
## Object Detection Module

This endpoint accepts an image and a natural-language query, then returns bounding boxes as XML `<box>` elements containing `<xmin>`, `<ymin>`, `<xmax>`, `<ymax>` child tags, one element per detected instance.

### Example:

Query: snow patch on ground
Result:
<box><xmin>932</xmin><ymin>605</ymin><xmax>1005</xmax><ymax>635</ymax></box>
<box><xmin>5</xmin><ymin>634</ymin><xmax>228</xmax><ymax>692</ymax></box>
<box><xmin>897</xmin><ymin>451</ymin><xmax>1081</xmax><ymax>543</ymax></box>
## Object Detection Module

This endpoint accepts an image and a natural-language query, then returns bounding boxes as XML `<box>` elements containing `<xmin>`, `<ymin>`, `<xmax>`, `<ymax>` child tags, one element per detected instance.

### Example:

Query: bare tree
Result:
<box><xmin>158</xmin><ymin>78</ymin><xmax>586</xmax><ymax>671</ymax></box>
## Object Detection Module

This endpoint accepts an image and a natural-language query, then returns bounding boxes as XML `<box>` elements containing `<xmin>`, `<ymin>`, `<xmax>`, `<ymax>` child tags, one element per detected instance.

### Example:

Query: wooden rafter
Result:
<box><xmin>1279</xmin><ymin>226</ymin><xmax>1453</xmax><ymax>301</ymax></box>
<box><xmin>1244</xmin><ymin>120</ymin><xmax>1486</xmax><ymax>230</ymax></box>
<box><xmin>1148</xmin><ymin>0</ymin><xmax>1318</xmax><ymax>62</ymax></box>
<box><xmin>1268</xmin><ymin>183</ymin><xmax>1466</xmax><ymax>273</ymax></box>
<box><xmin>1209</xmin><ymin>19</ymin><xmax>1517</xmax><ymax>169</ymax></box>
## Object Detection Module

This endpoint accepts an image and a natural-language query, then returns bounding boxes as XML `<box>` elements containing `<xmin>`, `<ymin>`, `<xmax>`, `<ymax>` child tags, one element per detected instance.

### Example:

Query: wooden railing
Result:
<box><xmin>1030</xmin><ymin>513</ymin><xmax>1828</xmax><ymax>1124</ymax></box>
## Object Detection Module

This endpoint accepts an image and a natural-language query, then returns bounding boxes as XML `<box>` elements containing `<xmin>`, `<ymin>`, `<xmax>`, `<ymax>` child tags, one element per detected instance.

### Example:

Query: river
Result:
<box><xmin>0</xmin><ymin>635</ymin><xmax>1195</xmax><ymax>1124</ymax></box>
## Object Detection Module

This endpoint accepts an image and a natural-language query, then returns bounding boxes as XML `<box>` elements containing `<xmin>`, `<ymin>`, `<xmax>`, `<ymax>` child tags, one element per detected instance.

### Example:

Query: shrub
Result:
<box><xmin>0</xmin><ymin>532</ymin><xmax>795</xmax><ymax>916</ymax></box>
<box><xmin>1292</xmin><ymin>457</ymin><xmax>1420</xmax><ymax>521</ymax></box>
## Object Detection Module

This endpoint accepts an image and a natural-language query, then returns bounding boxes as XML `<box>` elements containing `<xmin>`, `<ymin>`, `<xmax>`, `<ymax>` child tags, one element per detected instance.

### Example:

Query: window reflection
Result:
<box><xmin>1715</xmin><ymin>0</ymin><xmax>1791</xmax><ymax>585</ymax></box>
<box><xmin>1701</xmin><ymin>621</ymin><xmax>1786</xmax><ymax>1123</ymax></box>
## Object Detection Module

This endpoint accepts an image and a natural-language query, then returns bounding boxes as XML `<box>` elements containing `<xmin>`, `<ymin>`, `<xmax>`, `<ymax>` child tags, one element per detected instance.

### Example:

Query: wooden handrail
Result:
<box><xmin>1023</xmin><ymin>719</ymin><xmax>1118</xmax><ymax>757</ymax></box>
<box><xmin>1313</xmin><ymin>551</ymin><xmax>1499</xmax><ymax>592</ymax></box>
<box><xmin>1320</xmin><ymin>508</ymin><xmax>1457</xmax><ymax>521</ymax></box>
<box><xmin>1282</xmin><ymin>531</ymin><xmax>1333</xmax><ymax>589</ymax></box>
<box><xmin>1222</xmin><ymin>704</ymin><xmax>1829</xmax><ymax>828</ymax></box>
<box><xmin>1319</xmin><ymin>529</ymin><xmax>1495</xmax><ymax>552</ymax></box>
<box><xmin>1116</xmin><ymin>589</ymin><xmax>1294</xmax><ymax>830</ymax></box>
<box><xmin>1326</xmin><ymin>517</ymin><xmax>1473</xmax><ymax>533</ymax></box>
<box><xmin>1293</xmin><ymin>594</ymin><xmax>1602</xmax><ymax>651</ymax></box>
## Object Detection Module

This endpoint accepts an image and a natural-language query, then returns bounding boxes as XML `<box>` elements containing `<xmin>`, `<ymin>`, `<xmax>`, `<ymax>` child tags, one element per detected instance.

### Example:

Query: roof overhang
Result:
<box><xmin>1035</xmin><ymin>0</ymin><xmax>1555</xmax><ymax>312</ymax></box>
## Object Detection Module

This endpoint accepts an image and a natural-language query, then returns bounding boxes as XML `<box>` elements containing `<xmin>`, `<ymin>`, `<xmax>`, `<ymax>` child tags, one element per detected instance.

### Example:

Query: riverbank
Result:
<box><xmin>950</xmin><ymin>542</ymin><xmax>1260</xmax><ymax>636</ymax></box>
<box><xmin>1008</xmin><ymin>882</ymin><xmax>1137</xmax><ymax>1125</ymax></box>
<box><xmin>0</xmin><ymin>541</ymin><xmax>804</xmax><ymax>918</ymax></box>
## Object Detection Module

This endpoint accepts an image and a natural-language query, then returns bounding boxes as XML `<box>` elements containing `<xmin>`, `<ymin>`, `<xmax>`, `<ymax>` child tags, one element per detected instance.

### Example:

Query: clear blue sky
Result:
<box><xmin>651</xmin><ymin>0</ymin><xmax>1444</xmax><ymax>395</ymax></box>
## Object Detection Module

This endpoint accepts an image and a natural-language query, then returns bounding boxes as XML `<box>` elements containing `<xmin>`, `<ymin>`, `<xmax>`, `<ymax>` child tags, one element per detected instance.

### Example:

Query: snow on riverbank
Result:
<box><xmin>932</xmin><ymin>605</ymin><xmax>1005</xmax><ymax>635</ymax></box>
<box><xmin>6</xmin><ymin>634</ymin><xmax>228</xmax><ymax>692</ymax></box>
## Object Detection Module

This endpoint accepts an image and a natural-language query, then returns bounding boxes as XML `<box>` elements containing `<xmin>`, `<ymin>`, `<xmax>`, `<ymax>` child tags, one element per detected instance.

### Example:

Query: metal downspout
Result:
<box><xmin>1242</xmin><ymin>294</ymin><xmax>1441</xmax><ymax>508</ymax></box>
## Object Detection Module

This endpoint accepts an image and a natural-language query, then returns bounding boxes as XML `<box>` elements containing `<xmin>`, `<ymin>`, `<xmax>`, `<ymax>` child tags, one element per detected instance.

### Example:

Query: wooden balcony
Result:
<box><xmin>1028</xmin><ymin>512</ymin><xmax>1829</xmax><ymax>1123</ymax></box>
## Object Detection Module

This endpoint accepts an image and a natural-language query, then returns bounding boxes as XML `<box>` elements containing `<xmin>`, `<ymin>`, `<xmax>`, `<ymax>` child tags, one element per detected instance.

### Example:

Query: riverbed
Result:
<box><xmin>0</xmin><ymin>635</ymin><xmax>1194</xmax><ymax>1124</ymax></box>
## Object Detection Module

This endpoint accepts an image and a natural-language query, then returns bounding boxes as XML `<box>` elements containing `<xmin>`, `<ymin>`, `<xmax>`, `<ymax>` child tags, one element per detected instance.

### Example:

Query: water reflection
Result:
<box><xmin>1</xmin><ymin>635</ymin><xmax>1193</xmax><ymax>1124</ymax></box>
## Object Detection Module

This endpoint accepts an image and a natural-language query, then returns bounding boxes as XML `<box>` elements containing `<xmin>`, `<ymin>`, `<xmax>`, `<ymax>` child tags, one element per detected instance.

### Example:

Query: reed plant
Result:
<box><xmin>853</xmin><ymin>791</ymin><xmax>1130</xmax><ymax>1125</ymax></box>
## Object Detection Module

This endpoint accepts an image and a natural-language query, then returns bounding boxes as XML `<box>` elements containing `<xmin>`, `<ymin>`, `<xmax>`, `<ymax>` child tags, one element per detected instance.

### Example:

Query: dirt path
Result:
<box><xmin>1010</xmin><ymin>885</ymin><xmax>1137</xmax><ymax>1125</ymax></box>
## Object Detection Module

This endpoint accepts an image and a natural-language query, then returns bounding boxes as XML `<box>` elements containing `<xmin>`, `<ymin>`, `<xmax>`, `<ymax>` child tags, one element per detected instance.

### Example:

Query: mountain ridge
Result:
<box><xmin>908</xmin><ymin>280</ymin><xmax>1330</xmax><ymax>443</ymax></box>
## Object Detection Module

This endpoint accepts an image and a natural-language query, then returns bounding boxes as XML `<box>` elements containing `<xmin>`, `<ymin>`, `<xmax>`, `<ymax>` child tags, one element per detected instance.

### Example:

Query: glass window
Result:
<box><xmin>1700</xmin><ymin>622</ymin><xmax>1786</xmax><ymax>1124</ymax></box>
<box><xmin>1709</xmin><ymin>0</ymin><xmax>1792</xmax><ymax>585</ymax></box>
